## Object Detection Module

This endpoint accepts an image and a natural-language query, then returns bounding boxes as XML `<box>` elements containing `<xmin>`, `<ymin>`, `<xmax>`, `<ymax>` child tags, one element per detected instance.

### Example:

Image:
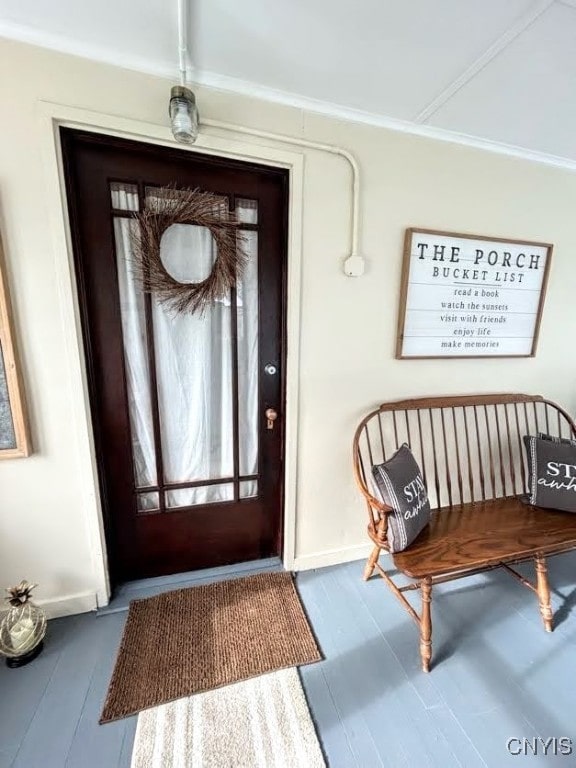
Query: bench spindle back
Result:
<box><xmin>354</xmin><ymin>394</ymin><xmax>576</xmax><ymax>520</ymax></box>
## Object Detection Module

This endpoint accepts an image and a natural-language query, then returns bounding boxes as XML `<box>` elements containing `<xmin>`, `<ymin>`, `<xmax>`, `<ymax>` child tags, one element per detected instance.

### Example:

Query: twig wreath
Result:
<box><xmin>130</xmin><ymin>186</ymin><xmax>247</xmax><ymax>315</ymax></box>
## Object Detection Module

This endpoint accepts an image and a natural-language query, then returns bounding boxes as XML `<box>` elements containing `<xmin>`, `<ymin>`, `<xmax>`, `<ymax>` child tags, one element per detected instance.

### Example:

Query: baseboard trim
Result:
<box><xmin>293</xmin><ymin>543</ymin><xmax>372</xmax><ymax>571</ymax></box>
<box><xmin>34</xmin><ymin>550</ymin><xmax>369</xmax><ymax>615</ymax></box>
<box><xmin>37</xmin><ymin>591</ymin><xmax>97</xmax><ymax>619</ymax></box>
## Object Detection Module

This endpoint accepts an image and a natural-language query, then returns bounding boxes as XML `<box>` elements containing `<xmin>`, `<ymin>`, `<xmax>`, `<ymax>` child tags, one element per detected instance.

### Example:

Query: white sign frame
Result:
<box><xmin>396</xmin><ymin>228</ymin><xmax>553</xmax><ymax>359</ymax></box>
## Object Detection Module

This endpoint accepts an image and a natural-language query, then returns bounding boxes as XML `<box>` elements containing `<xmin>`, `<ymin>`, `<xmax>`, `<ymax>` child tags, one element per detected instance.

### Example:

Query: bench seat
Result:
<box><xmin>394</xmin><ymin>497</ymin><xmax>576</xmax><ymax>579</ymax></box>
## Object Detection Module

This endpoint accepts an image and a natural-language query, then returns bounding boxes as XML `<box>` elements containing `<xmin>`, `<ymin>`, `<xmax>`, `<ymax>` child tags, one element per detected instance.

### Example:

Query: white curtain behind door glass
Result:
<box><xmin>113</xmin><ymin>189</ymin><xmax>259</xmax><ymax>507</ymax></box>
<box><xmin>113</xmin><ymin>188</ymin><xmax>156</xmax><ymax>491</ymax></box>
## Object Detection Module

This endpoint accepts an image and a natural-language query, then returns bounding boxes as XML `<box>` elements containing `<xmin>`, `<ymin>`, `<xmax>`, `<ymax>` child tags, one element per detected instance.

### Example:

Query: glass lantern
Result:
<box><xmin>169</xmin><ymin>85</ymin><xmax>199</xmax><ymax>144</ymax></box>
<box><xmin>0</xmin><ymin>581</ymin><xmax>47</xmax><ymax>668</ymax></box>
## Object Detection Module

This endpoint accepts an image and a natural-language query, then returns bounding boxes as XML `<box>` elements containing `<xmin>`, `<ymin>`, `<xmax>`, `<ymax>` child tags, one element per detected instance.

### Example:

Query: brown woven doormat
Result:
<box><xmin>100</xmin><ymin>571</ymin><xmax>321</xmax><ymax>723</ymax></box>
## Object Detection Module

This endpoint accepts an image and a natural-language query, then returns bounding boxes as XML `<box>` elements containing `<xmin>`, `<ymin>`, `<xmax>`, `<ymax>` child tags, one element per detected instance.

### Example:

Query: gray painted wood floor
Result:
<box><xmin>2</xmin><ymin>552</ymin><xmax>576</xmax><ymax>767</ymax></box>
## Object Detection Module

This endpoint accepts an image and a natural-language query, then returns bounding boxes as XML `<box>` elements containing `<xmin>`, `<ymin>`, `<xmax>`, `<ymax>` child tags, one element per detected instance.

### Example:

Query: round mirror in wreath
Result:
<box><xmin>159</xmin><ymin>224</ymin><xmax>217</xmax><ymax>285</ymax></box>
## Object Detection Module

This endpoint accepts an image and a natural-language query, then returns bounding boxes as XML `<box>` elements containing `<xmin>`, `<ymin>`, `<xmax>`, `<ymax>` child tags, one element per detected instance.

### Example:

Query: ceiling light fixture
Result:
<box><xmin>170</xmin><ymin>0</ymin><xmax>199</xmax><ymax>144</ymax></box>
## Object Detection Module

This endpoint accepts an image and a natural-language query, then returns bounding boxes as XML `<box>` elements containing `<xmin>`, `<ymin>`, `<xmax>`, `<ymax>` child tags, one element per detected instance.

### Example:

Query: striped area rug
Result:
<box><xmin>131</xmin><ymin>667</ymin><xmax>325</xmax><ymax>768</ymax></box>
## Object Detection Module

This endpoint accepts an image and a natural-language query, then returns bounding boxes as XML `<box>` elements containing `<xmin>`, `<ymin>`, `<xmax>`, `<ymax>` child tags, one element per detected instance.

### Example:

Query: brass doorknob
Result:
<box><xmin>265</xmin><ymin>408</ymin><xmax>278</xmax><ymax>430</ymax></box>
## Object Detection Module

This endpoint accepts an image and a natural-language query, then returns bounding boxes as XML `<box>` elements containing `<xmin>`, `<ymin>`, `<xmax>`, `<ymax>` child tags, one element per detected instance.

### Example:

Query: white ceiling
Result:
<box><xmin>2</xmin><ymin>0</ymin><xmax>576</xmax><ymax>165</ymax></box>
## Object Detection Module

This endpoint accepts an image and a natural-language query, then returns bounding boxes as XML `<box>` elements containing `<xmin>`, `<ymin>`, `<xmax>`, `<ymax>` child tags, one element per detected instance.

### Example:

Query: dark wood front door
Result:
<box><xmin>61</xmin><ymin>129</ymin><xmax>288</xmax><ymax>583</ymax></box>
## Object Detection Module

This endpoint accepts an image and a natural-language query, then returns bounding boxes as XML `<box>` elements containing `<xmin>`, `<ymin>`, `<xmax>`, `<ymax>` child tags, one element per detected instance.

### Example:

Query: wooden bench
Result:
<box><xmin>352</xmin><ymin>393</ymin><xmax>576</xmax><ymax>671</ymax></box>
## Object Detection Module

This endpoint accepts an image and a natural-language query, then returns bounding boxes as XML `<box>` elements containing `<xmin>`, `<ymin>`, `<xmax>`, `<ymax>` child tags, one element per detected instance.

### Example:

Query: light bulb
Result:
<box><xmin>169</xmin><ymin>86</ymin><xmax>199</xmax><ymax>144</ymax></box>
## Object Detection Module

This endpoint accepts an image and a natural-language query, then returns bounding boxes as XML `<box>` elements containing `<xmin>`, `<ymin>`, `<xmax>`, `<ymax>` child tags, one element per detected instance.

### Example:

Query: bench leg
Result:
<box><xmin>420</xmin><ymin>577</ymin><xmax>433</xmax><ymax>672</ymax></box>
<box><xmin>363</xmin><ymin>545</ymin><xmax>381</xmax><ymax>581</ymax></box>
<box><xmin>535</xmin><ymin>554</ymin><xmax>553</xmax><ymax>632</ymax></box>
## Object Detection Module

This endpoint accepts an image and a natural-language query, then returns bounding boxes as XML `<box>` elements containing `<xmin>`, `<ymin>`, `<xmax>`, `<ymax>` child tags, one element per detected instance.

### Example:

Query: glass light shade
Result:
<box><xmin>169</xmin><ymin>86</ymin><xmax>199</xmax><ymax>144</ymax></box>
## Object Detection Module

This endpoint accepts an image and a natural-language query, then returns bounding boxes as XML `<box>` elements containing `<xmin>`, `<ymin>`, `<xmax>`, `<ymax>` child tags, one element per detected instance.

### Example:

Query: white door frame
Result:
<box><xmin>38</xmin><ymin>101</ymin><xmax>304</xmax><ymax>606</ymax></box>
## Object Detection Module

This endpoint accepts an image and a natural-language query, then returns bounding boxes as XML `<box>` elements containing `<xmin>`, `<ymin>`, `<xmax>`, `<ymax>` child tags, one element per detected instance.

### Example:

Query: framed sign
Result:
<box><xmin>0</xmin><ymin>236</ymin><xmax>30</xmax><ymax>458</ymax></box>
<box><xmin>396</xmin><ymin>228</ymin><xmax>552</xmax><ymax>359</ymax></box>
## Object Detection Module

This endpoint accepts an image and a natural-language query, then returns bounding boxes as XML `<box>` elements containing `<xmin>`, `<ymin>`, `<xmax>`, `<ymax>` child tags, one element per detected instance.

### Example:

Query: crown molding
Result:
<box><xmin>0</xmin><ymin>20</ymin><xmax>177</xmax><ymax>80</ymax></box>
<box><xmin>196</xmin><ymin>69</ymin><xmax>576</xmax><ymax>171</ymax></box>
<box><xmin>2</xmin><ymin>18</ymin><xmax>576</xmax><ymax>172</ymax></box>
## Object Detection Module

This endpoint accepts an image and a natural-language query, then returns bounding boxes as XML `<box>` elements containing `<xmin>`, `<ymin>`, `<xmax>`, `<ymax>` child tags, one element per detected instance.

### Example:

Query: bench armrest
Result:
<box><xmin>359</xmin><ymin>485</ymin><xmax>393</xmax><ymax>517</ymax></box>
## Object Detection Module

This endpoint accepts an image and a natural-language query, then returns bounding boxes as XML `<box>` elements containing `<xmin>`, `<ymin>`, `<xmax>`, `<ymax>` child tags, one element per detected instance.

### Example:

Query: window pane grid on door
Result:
<box><xmin>135</xmin><ymin>474</ymin><xmax>258</xmax><ymax>492</ymax></box>
<box><xmin>135</xmin><ymin>477</ymin><xmax>259</xmax><ymax>515</ymax></box>
<box><xmin>112</xmin><ymin>182</ymin><xmax>261</xmax><ymax>514</ymax></box>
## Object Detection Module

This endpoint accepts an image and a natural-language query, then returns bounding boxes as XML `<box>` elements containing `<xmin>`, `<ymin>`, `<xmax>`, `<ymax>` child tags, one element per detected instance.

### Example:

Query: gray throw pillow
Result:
<box><xmin>371</xmin><ymin>444</ymin><xmax>431</xmax><ymax>553</ymax></box>
<box><xmin>523</xmin><ymin>434</ymin><xmax>576</xmax><ymax>512</ymax></box>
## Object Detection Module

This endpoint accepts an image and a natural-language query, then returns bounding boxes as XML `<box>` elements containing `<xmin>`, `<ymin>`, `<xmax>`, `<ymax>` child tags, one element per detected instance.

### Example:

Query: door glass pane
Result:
<box><xmin>166</xmin><ymin>484</ymin><xmax>234</xmax><ymax>508</ymax></box>
<box><xmin>113</xmin><ymin>212</ymin><xmax>157</xmax><ymax>488</ymax></box>
<box><xmin>145</xmin><ymin>187</ymin><xmax>229</xmax><ymax>216</ymax></box>
<box><xmin>237</xmin><ymin>209</ymin><xmax>259</xmax><ymax>479</ymax></box>
<box><xmin>236</xmin><ymin>198</ymin><xmax>258</xmax><ymax>224</ymax></box>
<box><xmin>110</xmin><ymin>182</ymin><xmax>138</xmax><ymax>211</ymax></box>
<box><xmin>153</xmin><ymin>223</ymin><xmax>234</xmax><ymax>487</ymax></box>
<box><xmin>240</xmin><ymin>480</ymin><xmax>258</xmax><ymax>499</ymax></box>
<box><xmin>137</xmin><ymin>492</ymin><xmax>160</xmax><ymax>512</ymax></box>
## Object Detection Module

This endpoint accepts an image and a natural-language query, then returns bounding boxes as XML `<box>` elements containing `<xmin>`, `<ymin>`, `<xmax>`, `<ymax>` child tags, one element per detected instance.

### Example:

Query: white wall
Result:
<box><xmin>1</xmin><ymin>38</ymin><xmax>576</xmax><ymax>613</ymax></box>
